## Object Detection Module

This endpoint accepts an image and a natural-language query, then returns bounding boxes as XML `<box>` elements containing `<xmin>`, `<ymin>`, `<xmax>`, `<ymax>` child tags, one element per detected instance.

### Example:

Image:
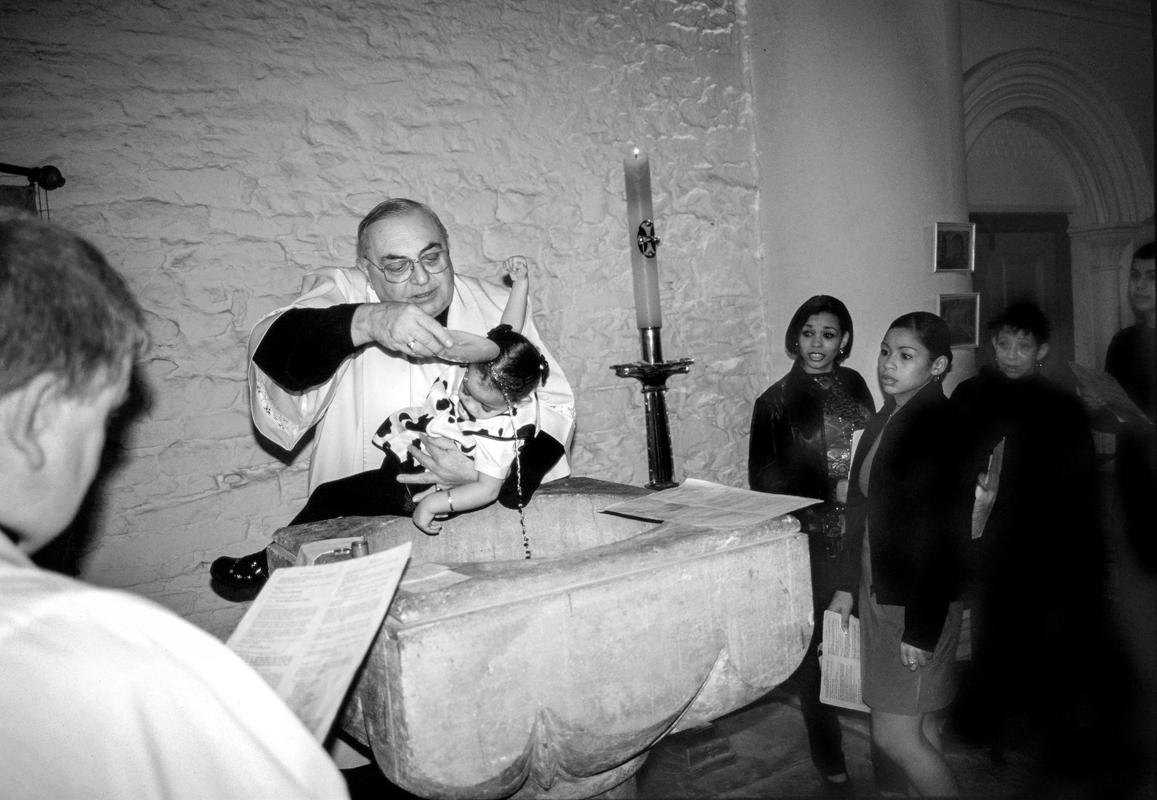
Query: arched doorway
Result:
<box><xmin>962</xmin><ymin>47</ymin><xmax>1153</xmax><ymax>369</ymax></box>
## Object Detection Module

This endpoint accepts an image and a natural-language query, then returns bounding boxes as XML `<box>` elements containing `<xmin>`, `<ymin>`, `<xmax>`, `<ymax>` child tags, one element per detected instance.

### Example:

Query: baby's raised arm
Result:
<box><xmin>500</xmin><ymin>255</ymin><xmax>530</xmax><ymax>332</ymax></box>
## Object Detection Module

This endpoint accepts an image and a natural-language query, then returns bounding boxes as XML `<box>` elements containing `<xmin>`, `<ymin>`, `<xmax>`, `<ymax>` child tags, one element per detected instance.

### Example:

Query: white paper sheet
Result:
<box><xmin>226</xmin><ymin>541</ymin><xmax>411</xmax><ymax>741</ymax></box>
<box><xmin>600</xmin><ymin>478</ymin><xmax>820</xmax><ymax>529</ymax></box>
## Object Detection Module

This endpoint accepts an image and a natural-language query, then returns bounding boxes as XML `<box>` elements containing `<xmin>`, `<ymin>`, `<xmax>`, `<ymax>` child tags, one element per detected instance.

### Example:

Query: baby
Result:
<box><xmin>373</xmin><ymin>256</ymin><xmax>546</xmax><ymax>533</ymax></box>
<box><xmin>373</xmin><ymin>321</ymin><xmax>548</xmax><ymax>533</ymax></box>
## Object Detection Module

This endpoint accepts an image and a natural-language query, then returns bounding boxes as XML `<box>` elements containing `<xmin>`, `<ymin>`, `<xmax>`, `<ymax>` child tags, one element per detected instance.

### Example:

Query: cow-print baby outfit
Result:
<box><xmin>372</xmin><ymin>370</ymin><xmax>539</xmax><ymax>485</ymax></box>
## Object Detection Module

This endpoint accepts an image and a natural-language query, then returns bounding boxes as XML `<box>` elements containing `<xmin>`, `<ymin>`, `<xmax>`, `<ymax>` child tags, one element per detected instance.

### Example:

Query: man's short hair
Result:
<box><xmin>1133</xmin><ymin>242</ymin><xmax>1154</xmax><ymax>262</ymax></box>
<box><xmin>356</xmin><ymin>198</ymin><xmax>448</xmax><ymax>257</ymax></box>
<box><xmin>0</xmin><ymin>209</ymin><xmax>147</xmax><ymax>397</ymax></box>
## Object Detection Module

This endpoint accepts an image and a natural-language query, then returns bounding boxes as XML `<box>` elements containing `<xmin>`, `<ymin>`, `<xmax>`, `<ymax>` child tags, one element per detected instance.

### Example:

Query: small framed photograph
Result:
<box><xmin>933</xmin><ymin>222</ymin><xmax>975</xmax><ymax>273</ymax></box>
<box><xmin>938</xmin><ymin>292</ymin><xmax>981</xmax><ymax>348</ymax></box>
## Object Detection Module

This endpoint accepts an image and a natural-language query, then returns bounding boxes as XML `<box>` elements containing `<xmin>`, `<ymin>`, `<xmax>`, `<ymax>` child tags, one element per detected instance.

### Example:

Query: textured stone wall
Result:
<box><xmin>1</xmin><ymin>0</ymin><xmax>763</xmax><ymax>634</ymax></box>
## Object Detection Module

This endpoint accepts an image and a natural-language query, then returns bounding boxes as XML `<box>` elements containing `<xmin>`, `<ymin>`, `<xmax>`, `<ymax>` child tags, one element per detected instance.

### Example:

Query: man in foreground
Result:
<box><xmin>0</xmin><ymin>209</ymin><xmax>348</xmax><ymax>799</ymax></box>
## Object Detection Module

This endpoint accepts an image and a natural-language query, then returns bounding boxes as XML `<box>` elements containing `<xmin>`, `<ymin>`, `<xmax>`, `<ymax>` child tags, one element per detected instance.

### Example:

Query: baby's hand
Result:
<box><xmin>503</xmin><ymin>255</ymin><xmax>529</xmax><ymax>284</ymax></box>
<box><xmin>412</xmin><ymin>497</ymin><xmax>443</xmax><ymax>536</ymax></box>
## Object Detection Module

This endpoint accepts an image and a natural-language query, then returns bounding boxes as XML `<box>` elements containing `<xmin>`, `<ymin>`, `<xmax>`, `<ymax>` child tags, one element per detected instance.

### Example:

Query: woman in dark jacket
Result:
<box><xmin>749</xmin><ymin>295</ymin><xmax>874</xmax><ymax>794</ymax></box>
<box><xmin>829</xmin><ymin>311</ymin><xmax>971</xmax><ymax>798</ymax></box>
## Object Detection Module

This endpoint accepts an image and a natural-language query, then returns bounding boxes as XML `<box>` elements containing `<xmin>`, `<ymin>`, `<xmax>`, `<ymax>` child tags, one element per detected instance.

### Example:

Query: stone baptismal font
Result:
<box><xmin>267</xmin><ymin>477</ymin><xmax>812</xmax><ymax>799</ymax></box>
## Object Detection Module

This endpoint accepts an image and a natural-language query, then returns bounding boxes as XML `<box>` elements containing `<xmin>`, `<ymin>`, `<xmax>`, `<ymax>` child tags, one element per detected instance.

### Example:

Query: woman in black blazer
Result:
<box><xmin>829</xmin><ymin>311</ymin><xmax>972</xmax><ymax>798</ymax></box>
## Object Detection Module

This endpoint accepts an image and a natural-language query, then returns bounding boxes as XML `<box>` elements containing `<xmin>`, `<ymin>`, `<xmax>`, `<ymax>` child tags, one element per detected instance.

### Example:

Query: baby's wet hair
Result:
<box><xmin>478</xmin><ymin>324</ymin><xmax>549</xmax><ymax>405</ymax></box>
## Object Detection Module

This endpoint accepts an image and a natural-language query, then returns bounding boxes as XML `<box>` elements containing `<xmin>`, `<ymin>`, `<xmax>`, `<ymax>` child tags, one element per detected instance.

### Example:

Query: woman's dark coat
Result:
<box><xmin>748</xmin><ymin>361</ymin><xmax>874</xmax><ymax>506</ymax></box>
<box><xmin>834</xmin><ymin>379</ymin><xmax>972</xmax><ymax>651</ymax></box>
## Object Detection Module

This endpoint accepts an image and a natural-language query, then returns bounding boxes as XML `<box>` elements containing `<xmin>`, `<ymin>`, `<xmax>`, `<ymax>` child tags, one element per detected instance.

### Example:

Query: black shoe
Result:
<box><xmin>210</xmin><ymin>550</ymin><xmax>269</xmax><ymax>589</ymax></box>
<box><xmin>342</xmin><ymin>765</ymin><xmax>422</xmax><ymax>800</ymax></box>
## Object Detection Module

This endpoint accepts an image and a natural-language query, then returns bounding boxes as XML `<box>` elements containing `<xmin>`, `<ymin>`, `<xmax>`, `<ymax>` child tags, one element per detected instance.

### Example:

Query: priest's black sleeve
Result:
<box><xmin>252</xmin><ymin>305</ymin><xmax>360</xmax><ymax>392</ymax></box>
<box><xmin>498</xmin><ymin>431</ymin><xmax>566</xmax><ymax>509</ymax></box>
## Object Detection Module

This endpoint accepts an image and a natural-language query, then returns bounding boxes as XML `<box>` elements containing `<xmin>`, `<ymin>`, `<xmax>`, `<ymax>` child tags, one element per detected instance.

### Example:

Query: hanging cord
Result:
<box><xmin>515</xmin><ymin>452</ymin><xmax>531</xmax><ymax>560</ymax></box>
<box><xmin>508</xmin><ymin>403</ymin><xmax>532</xmax><ymax>560</ymax></box>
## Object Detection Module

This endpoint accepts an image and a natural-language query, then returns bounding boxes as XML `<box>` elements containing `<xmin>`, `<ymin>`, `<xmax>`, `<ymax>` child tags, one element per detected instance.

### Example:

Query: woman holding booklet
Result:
<box><xmin>828</xmin><ymin>312</ymin><xmax>972</xmax><ymax>798</ymax></box>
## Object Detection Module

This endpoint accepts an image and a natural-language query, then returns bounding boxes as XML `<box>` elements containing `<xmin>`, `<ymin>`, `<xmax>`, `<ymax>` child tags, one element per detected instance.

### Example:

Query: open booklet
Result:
<box><xmin>971</xmin><ymin>437</ymin><xmax>1005</xmax><ymax>540</ymax></box>
<box><xmin>601</xmin><ymin>478</ymin><xmax>820</xmax><ymax>528</ymax></box>
<box><xmin>819</xmin><ymin>610</ymin><xmax>870</xmax><ymax>713</ymax></box>
<box><xmin>226</xmin><ymin>541</ymin><xmax>412</xmax><ymax>741</ymax></box>
<box><xmin>818</xmin><ymin>609</ymin><xmax>972</xmax><ymax>713</ymax></box>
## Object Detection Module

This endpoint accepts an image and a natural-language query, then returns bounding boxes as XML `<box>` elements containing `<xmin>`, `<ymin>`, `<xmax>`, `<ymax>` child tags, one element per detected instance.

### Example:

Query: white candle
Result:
<box><xmin>623</xmin><ymin>148</ymin><xmax>662</xmax><ymax>329</ymax></box>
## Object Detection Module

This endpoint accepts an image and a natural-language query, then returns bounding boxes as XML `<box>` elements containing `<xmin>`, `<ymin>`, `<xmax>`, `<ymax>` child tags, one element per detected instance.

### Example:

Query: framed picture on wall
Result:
<box><xmin>933</xmin><ymin>222</ymin><xmax>975</xmax><ymax>273</ymax></box>
<box><xmin>938</xmin><ymin>292</ymin><xmax>981</xmax><ymax>348</ymax></box>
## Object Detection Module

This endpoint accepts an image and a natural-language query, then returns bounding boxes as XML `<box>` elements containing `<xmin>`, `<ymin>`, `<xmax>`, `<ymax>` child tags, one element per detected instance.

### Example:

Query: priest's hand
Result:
<box><xmin>396</xmin><ymin>433</ymin><xmax>478</xmax><ymax>488</ymax></box>
<box><xmin>351</xmin><ymin>302</ymin><xmax>454</xmax><ymax>358</ymax></box>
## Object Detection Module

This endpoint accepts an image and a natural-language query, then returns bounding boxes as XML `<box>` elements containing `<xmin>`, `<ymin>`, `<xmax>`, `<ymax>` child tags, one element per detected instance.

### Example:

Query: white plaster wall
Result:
<box><xmin>1</xmin><ymin>0</ymin><xmax>762</xmax><ymax>634</ymax></box>
<box><xmin>967</xmin><ymin>118</ymin><xmax>1083</xmax><ymax>211</ymax></box>
<box><xmin>747</xmin><ymin>0</ymin><xmax>974</xmax><ymax>405</ymax></box>
<box><xmin>4</xmin><ymin>1</ymin><xmax>1150</xmax><ymax>639</ymax></box>
<box><xmin>958</xmin><ymin>1</ymin><xmax>1153</xmax><ymax>375</ymax></box>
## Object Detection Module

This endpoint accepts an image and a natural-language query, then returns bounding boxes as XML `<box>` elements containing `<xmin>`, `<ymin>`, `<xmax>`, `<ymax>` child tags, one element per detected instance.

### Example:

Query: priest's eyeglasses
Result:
<box><xmin>364</xmin><ymin>249</ymin><xmax>450</xmax><ymax>283</ymax></box>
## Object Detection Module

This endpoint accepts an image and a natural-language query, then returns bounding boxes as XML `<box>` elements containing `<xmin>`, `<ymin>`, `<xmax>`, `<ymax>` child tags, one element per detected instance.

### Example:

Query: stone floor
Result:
<box><xmin>344</xmin><ymin>681</ymin><xmax>1093</xmax><ymax>800</ymax></box>
<box><xmin>635</xmin><ymin>675</ymin><xmax>1157</xmax><ymax>800</ymax></box>
<box><xmin>633</xmin><ymin>685</ymin><xmax>1034</xmax><ymax>800</ymax></box>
